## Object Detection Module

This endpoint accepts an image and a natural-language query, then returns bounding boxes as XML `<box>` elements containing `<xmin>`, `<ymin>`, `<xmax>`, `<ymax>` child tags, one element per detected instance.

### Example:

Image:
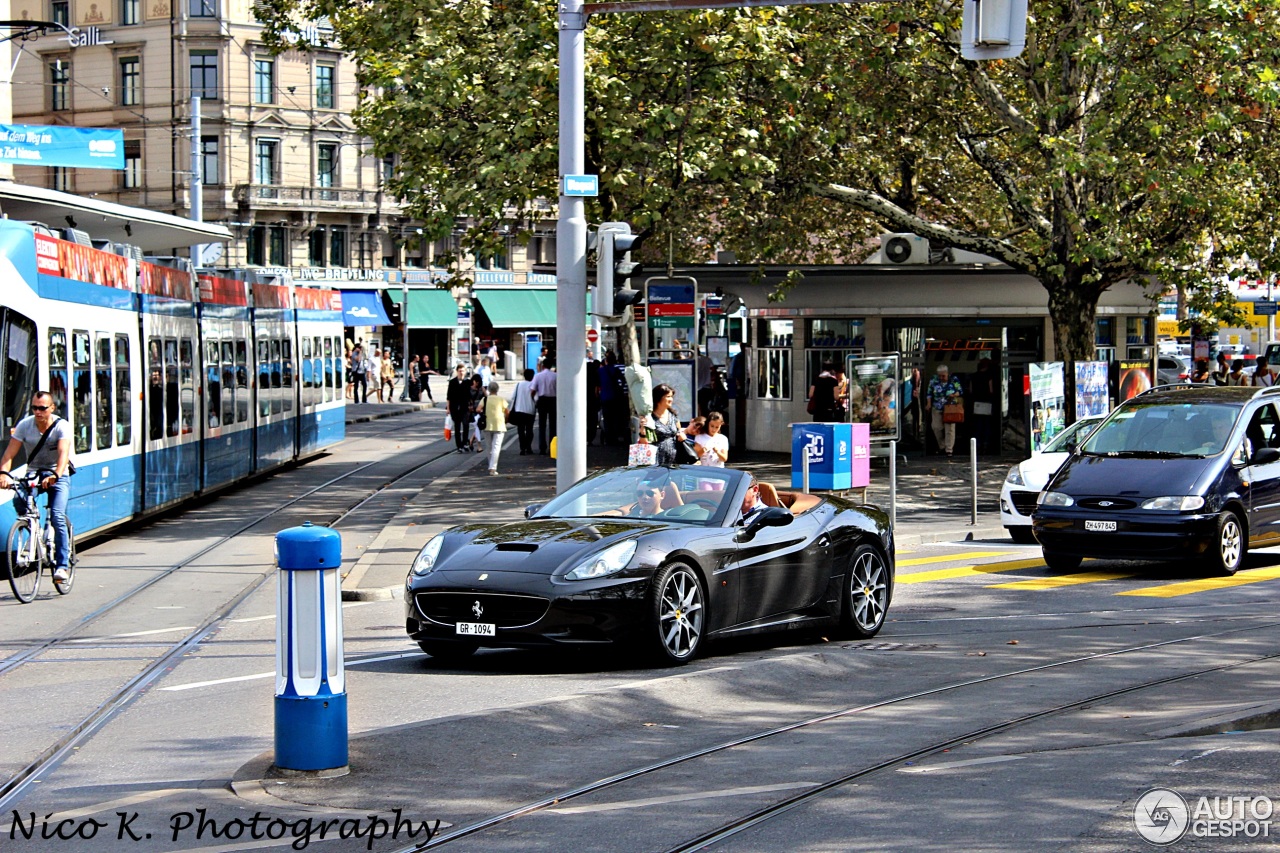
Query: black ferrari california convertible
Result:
<box><xmin>404</xmin><ymin>464</ymin><xmax>894</xmax><ymax>665</ymax></box>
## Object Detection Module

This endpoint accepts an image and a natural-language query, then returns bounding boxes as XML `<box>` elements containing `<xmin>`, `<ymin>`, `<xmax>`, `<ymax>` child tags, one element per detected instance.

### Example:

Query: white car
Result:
<box><xmin>999</xmin><ymin>415</ymin><xmax>1105</xmax><ymax>543</ymax></box>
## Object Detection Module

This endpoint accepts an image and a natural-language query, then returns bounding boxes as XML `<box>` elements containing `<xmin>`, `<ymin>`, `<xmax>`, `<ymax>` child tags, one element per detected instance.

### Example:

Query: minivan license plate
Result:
<box><xmin>456</xmin><ymin>622</ymin><xmax>495</xmax><ymax>636</ymax></box>
<box><xmin>1084</xmin><ymin>520</ymin><xmax>1117</xmax><ymax>532</ymax></box>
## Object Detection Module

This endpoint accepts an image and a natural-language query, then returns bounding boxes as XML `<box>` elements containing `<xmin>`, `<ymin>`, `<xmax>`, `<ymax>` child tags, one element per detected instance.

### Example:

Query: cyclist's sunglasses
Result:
<box><xmin>30</xmin><ymin>405</ymin><xmax>51</xmax><ymax>412</ymax></box>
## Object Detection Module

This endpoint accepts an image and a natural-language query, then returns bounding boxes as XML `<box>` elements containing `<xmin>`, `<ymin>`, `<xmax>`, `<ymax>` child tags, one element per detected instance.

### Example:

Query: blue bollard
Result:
<box><xmin>274</xmin><ymin>522</ymin><xmax>348</xmax><ymax>774</ymax></box>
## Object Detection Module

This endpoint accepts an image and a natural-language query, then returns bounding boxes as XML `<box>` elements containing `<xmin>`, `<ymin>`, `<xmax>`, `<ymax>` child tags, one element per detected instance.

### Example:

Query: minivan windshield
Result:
<box><xmin>1080</xmin><ymin>400</ymin><xmax>1240</xmax><ymax>457</ymax></box>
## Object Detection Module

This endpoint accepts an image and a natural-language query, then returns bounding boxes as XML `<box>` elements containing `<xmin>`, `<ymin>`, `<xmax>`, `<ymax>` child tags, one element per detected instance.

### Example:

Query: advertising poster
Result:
<box><xmin>844</xmin><ymin>353</ymin><xmax>900</xmax><ymax>442</ymax></box>
<box><xmin>1118</xmin><ymin>361</ymin><xmax>1153</xmax><ymax>402</ymax></box>
<box><xmin>1029</xmin><ymin>362</ymin><xmax>1066</xmax><ymax>453</ymax></box>
<box><xmin>1075</xmin><ymin>361</ymin><xmax>1110</xmax><ymax>418</ymax></box>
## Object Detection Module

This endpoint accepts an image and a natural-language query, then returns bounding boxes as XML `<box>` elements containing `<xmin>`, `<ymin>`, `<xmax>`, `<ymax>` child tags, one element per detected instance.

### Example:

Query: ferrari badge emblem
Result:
<box><xmin>472</xmin><ymin>600</ymin><xmax>484</xmax><ymax>619</ymax></box>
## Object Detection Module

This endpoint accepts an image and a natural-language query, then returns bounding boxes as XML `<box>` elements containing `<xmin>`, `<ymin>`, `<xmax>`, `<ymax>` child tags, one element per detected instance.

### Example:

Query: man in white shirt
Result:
<box><xmin>530</xmin><ymin>360</ymin><xmax>558</xmax><ymax>455</ymax></box>
<box><xmin>475</xmin><ymin>357</ymin><xmax>493</xmax><ymax>390</ymax></box>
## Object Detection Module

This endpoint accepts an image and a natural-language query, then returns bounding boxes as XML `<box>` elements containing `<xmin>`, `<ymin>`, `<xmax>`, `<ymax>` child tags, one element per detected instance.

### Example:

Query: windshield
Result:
<box><xmin>1081</xmin><ymin>401</ymin><xmax>1240</xmax><ymax>457</ymax></box>
<box><xmin>534</xmin><ymin>466</ymin><xmax>740</xmax><ymax>526</ymax></box>
<box><xmin>1042</xmin><ymin>417</ymin><xmax>1102</xmax><ymax>453</ymax></box>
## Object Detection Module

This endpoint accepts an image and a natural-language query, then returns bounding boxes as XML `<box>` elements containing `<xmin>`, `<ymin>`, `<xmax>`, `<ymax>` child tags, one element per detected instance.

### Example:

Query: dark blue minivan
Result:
<box><xmin>1032</xmin><ymin>385</ymin><xmax>1280</xmax><ymax>575</ymax></box>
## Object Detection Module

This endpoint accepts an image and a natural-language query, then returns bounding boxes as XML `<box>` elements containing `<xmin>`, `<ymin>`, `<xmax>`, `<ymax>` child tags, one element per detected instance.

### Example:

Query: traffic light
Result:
<box><xmin>611</xmin><ymin>232</ymin><xmax>644</xmax><ymax>309</ymax></box>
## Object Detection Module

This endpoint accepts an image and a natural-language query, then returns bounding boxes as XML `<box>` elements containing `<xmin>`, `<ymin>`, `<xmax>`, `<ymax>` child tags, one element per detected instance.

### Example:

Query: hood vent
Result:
<box><xmin>495</xmin><ymin>542</ymin><xmax>539</xmax><ymax>552</ymax></box>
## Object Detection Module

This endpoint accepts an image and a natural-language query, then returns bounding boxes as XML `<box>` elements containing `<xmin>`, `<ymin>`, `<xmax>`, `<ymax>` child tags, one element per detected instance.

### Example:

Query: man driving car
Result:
<box><xmin>627</xmin><ymin>483</ymin><xmax>665</xmax><ymax>517</ymax></box>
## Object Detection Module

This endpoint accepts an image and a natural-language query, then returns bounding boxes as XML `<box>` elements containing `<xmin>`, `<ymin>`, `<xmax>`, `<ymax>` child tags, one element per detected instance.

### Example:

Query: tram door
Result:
<box><xmin>140</xmin><ymin>312</ymin><xmax>200</xmax><ymax>510</ymax></box>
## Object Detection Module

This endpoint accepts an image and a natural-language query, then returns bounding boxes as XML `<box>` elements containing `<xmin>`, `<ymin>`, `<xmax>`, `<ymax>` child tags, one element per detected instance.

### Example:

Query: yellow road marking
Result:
<box><xmin>990</xmin><ymin>570</ymin><xmax>1132</xmax><ymax>590</ymax></box>
<box><xmin>898</xmin><ymin>557</ymin><xmax>1049</xmax><ymax>584</ymax></box>
<box><xmin>1115</xmin><ymin>566</ymin><xmax>1280</xmax><ymax>598</ymax></box>
<box><xmin>897</xmin><ymin>551</ymin><xmax>1009</xmax><ymax>567</ymax></box>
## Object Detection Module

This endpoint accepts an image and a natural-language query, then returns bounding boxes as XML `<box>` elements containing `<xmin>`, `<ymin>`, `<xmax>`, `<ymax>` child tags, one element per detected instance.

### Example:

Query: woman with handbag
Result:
<box><xmin>925</xmin><ymin>364</ymin><xmax>964</xmax><ymax>458</ymax></box>
<box><xmin>638</xmin><ymin>384</ymin><xmax>687</xmax><ymax>466</ymax></box>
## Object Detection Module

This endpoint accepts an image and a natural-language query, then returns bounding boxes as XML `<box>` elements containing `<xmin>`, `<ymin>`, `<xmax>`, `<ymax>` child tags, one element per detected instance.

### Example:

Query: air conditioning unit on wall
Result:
<box><xmin>881</xmin><ymin>233</ymin><xmax>930</xmax><ymax>264</ymax></box>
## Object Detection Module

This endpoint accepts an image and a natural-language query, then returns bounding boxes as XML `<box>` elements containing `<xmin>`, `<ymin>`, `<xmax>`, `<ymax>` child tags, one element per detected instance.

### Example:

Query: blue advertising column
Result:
<box><xmin>274</xmin><ymin>522</ymin><xmax>347</xmax><ymax>774</ymax></box>
<box><xmin>791</xmin><ymin>423</ymin><xmax>854</xmax><ymax>490</ymax></box>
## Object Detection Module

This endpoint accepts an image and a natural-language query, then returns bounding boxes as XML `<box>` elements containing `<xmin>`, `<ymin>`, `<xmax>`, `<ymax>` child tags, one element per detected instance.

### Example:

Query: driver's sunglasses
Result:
<box><xmin>637</xmin><ymin>488</ymin><xmax>662</xmax><ymax>497</ymax></box>
<box><xmin>30</xmin><ymin>405</ymin><xmax>51</xmax><ymax>412</ymax></box>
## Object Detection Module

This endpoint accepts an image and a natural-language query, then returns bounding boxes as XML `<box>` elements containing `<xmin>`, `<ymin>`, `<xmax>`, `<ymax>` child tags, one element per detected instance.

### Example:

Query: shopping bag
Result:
<box><xmin>942</xmin><ymin>402</ymin><xmax>965</xmax><ymax>424</ymax></box>
<box><xmin>628</xmin><ymin>443</ymin><xmax>658</xmax><ymax>467</ymax></box>
<box><xmin>444</xmin><ymin>416</ymin><xmax>453</xmax><ymax>442</ymax></box>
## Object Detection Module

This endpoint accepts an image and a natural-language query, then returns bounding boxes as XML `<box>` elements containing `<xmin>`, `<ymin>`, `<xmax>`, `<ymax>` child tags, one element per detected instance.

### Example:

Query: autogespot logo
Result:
<box><xmin>1134</xmin><ymin>788</ymin><xmax>1190</xmax><ymax>845</ymax></box>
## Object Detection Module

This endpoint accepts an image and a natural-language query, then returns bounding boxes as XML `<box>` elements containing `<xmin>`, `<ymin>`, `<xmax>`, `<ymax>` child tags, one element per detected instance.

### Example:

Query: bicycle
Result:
<box><xmin>5</xmin><ymin>471</ymin><xmax>76</xmax><ymax>602</ymax></box>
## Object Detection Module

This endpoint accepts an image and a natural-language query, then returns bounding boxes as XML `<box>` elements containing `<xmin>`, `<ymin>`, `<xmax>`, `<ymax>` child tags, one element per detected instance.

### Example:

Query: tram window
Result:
<box><xmin>72</xmin><ymin>330</ymin><xmax>92</xmax><ymax>453</ymax></box>
<box><xmin>180</xmin><ymin>338</ymin><xmax>194</xmax><ymax>435</ymax></box>
<box><xmin>301</xmin><ymin>337</ymin><xmax>312</xmax><ymax>391</ymax></box>
<box><xmin>270</xmin><ymin>338</ymin><xmax>283</xmax><ymax>415</ymax></box>
<box><xmin>281</xmin><ymin>338</ymin><xmax>293</xmax><ymax>412</ymax></box>
<box><xmin>3</xmin><ymin>310</ymin><xmax>38</xmax><ymax>435</ymax></box>
<box><xmin>235</xmin><ymin>339</ymin><xmax>249</xmax><ymax>423</ymax></box>
<box><xmin>257</xmin><ymin>336</ymin><xmax>271</xmax><ymax>417</ymax></box>
<box><xmin>48</xmin><ymin>328</ymin><xmax>68</xmax><ymax>420</ymax></box>
<box><xmin>221</xmin><ymin>340</ymin><xmax>235</xmax><ymax>427</ymax></box>
<box><xmin>206</xmin><ymin>337</ymin><xmax>221</xmax><ymax>428</ymax></box>
<box><xmin>164</xmin><ymin>338</ymin><xmax>179</xmax><ymax>438</ymax></box>
<box><xmin>115</xmin><ymin>335</ymin><xmax>131</xmax><ymax>445</ymax></box>
<box><xmin>322</xmin><ymin>336</ymin><xmax>333</xmax><ymax>403</ymax></box>
<box><xmin>148</xmin><ymin>336</ymin><xmax>164</xmax><ymax>441</ymax></box>
<box><xmin>96</xmin><ymin>335</ymin><xmax>112</xmax><ymax>450</ymax></box>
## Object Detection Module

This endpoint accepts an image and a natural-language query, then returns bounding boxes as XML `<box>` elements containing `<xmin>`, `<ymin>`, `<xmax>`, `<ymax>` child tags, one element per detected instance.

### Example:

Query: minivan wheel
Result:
<box><xmin>1207</xmin><ymin>511</ymin><xmax>1244</xmax><ymax>576</ymax></box>
<box><xmin>1041</xmin><ymin>549</ymin><xmax>1082</xmax><ymax>572</ymax></box>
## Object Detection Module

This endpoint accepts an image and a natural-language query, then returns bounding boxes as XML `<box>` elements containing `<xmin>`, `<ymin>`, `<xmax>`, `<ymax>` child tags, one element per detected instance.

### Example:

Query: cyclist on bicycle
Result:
<box><xmin>0</xmin><ymin>391</ymin><xmax>73</xmax><ymax>583</ymax></box>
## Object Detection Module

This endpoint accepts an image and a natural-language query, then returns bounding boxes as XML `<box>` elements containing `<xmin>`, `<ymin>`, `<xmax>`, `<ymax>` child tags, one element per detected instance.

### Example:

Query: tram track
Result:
<box><xmin>0</xmin><ymin>418</ymin><xmax>460</xmax><ymax>812</ymax></box>
<box><xmin>388</xmin><ymin>616</ymin><xmax>1280</xmax><ymax>852</ymax></box>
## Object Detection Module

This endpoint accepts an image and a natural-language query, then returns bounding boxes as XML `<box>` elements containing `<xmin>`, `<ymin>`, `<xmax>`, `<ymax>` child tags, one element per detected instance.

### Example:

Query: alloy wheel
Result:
<box><xmin>657</xmin><ymin>567</ymin><xmax>704</xmax><ymax>660</ymax></box>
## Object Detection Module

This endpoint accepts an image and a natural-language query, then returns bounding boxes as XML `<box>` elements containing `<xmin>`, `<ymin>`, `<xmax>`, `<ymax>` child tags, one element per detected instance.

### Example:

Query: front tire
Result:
<box><xmin>1207</xmin><ymin>511</ymin><xmax>1244</xmax><ymax>576</ymax></box>
<box><xmin>417</xmin><ymin>640</ymin><xmax>479</xmax><ymax>661</ymax></box>
<box><xmin>1008</xmin><ymin>526</ymin><xmax>1037</xmax><ymax>544</ymax></box>
<box><xmin>841</xmin><ymin>544</ymin><xmax>893</xmax><ymax>639</ymax></box>
<box><xmin>7</xmin><ymin>520</ymin><xmax>40</xmax><ymax>603</ymax></box>
<box><xmin>646</xmin><ymin>563</ymin><xmax>705</xmax><ymax>665</ymax></box>
<box><xmin>1042</xmin><ymin>549</ymin><xmax>1082</xmax><ymax>572</ymax></box>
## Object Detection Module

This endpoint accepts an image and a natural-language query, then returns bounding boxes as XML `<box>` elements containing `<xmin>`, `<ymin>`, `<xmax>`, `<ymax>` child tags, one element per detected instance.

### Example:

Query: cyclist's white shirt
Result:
<box><xmin>11</xmin><ymin>416</ymin><xmax>71</xmax><ymax>471</ymax></box>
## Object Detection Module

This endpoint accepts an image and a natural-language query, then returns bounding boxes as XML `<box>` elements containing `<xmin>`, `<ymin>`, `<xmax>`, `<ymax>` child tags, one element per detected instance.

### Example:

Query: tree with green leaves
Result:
<box><xmin>259</xmin><ymin>0</ymin><xmax>1280</xmax><ymax>366</ymax></box>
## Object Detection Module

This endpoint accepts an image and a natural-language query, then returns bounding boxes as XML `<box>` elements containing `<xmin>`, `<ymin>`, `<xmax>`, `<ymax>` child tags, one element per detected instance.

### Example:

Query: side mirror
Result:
<box><xmin>524</xmin><ymin>503</ymin><xmax>543</xmax><ymax>519</ymax></box>
<box><xmin>1250</xmin><ymin>447</ymin><xmax>1280</xmax><ymax>466</ymax></box>
<box><xmin>736</xmin><ymin>506</ymin><xmax>793</xmax><ymax>540</ymax></box>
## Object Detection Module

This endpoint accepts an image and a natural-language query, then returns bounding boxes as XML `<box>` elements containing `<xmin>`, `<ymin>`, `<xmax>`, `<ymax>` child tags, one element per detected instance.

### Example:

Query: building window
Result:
<box><xmin>317</xmin><ymin>143</ymin><xmax>336</xmax><ymax>199</ymax></box>
<box><xmin>247</xmin><ymin>226</ymin><xmax>265</xmax><ymax>266</ymax></box>
<box><xmin>308</xmin><ymin>230</ymin><xmax>325</xmax><ymax>266</ymax></box>
<box><xmin>50</xmin><ymin>60</ymin><xmax>69</xmax><ymax>111</ymax></box>
<box><xmin>200</xmin><ymin>135</ymin><xmax>218</xmax><ymax>185</ymax></box>
<box><xmin>329</xmin><ymin>228</ymin><xmax>347</xmax><ymax>266</ymax></box>
<box><xmin>121</xmin><ymin>0</ymin><xmax>139</xmax><ymax>24</ymax></box>
<box><xmin>253</xmin><ymin>58</ymin><xmax>274</xmax><ymax>104</ymax></box>
<box><xmin>50</xmin><ymin>167</ymin><xmax>70</xmax><ymax>192</ymax></box>
<box><xmin>122</xmin><ymin>141</ymin><xmax>141</xmax><ymax>188</ymax></box>
<box><xmin>268</xmin><ymin>226</ymin><xmax>286</xmax><ymax>266</ymax></box>
<box><xmin>255</xmin><ymin>139</ymin><xmax>277</xmax><ymax>188</ymax></box>
<box><xmin>247</xmin><ymin>226</ymin><xmax>284</xmax><ymax>265</ymax></box>
<box><xmin>118</xmin><ymin>57</ymin><xmax>140</xmax><ymax>106</ymax></box>
<box><xmin>52</xmin><ymin>0</ymin><xmax>69</xmax><ymax>26</ymax></box>
<box><xmin>190</xmin><ymin>0</ymin><xmax>216</xmax><ymax>17</ymax></box>
<box><xmin>756</xmin><ymin>349</ymin><xmax>792</xmax><ymax>400</ymax></box>
<box><xmin>315</xmin><ymin>63</ymin><xmax>334</xmax><ymax>109</ymax></box>
<box><xmin>380</xmin><ymin>156</ymin><xmax>395</xmax><ymax>185</ymax></box>
<box><xmin>190</xmin><ymin>50</ymin><xmax>218</xmax><ymax>100</ymax></box>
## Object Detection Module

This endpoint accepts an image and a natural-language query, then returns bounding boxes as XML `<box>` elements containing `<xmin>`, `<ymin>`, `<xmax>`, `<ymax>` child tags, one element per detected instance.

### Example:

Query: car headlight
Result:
<box><xmin>1037</xmin><ymin>491</ymin><xmax>1074</xmax><ymax>507</ymax></box>
<box><xmin>410</xmin><ymin>534</ymin><xmax>445</xmax><ymax>576</ymax></box>
<box><xmin>565</xmin><ymin>540</ymin><xmax>638</xmax><ymax>581</ymax></box>
<box><xmin>1141</xmin><ymin>495</ymin><xmax>1206</xmax><ymax>511</ymax></box>
<box><xmin>1005</xmin><ymin>465</ymin><xmax>1026</xmax><ymax>486</ymax></box>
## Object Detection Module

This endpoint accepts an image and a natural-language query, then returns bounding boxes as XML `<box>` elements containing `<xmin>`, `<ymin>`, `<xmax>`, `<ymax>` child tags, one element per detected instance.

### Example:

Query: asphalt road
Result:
<box><xmin>1</xmin><ymin>419</ymin><xmax>1277</xmax><ymax>853</ymax></box>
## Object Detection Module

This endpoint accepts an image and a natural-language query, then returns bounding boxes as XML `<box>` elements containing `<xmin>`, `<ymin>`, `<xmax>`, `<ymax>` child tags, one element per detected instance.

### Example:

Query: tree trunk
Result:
<box><xmin>1046</xmin><ymin>280</ymin><xmax>1103</xmax><ymax>425</ymax></box>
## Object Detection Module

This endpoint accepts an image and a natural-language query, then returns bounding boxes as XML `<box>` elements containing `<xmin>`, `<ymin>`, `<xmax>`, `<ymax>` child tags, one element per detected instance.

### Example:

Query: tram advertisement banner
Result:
<box><xmin>1117</xmin><ymin>360</ymin><xmax>1154</xmax><ymax>402</ymax></box>
<box><xmin>1029</xmin><ymin>362</ymin><xmax>1066</xmax><ymax>453</ymax></box>
<box><xmin>1075</xmin><ymin>361</ymin><xmax>1110</xmax><ymax>418</ymax></box>
<box><xmin>0</xmin><ymin>124</ymin><xmax>125</xmax><ymax>169</ymax></box>
<box><xmin>845</xmin><ymin>354</ymin><xmax>900</xmax><ymax>442</ymax></box>
<box><xmin>35</xmin><ymin>233</ymin><xmax>132</xmax><ymax>290</ymax></box>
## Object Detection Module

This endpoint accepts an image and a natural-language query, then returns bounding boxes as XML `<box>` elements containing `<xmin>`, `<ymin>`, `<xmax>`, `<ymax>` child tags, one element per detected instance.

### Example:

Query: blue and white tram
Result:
<box><xmin>0</xmin><ymin>218</ymin><xmax>347</xmax><ymax>552</ymax></box>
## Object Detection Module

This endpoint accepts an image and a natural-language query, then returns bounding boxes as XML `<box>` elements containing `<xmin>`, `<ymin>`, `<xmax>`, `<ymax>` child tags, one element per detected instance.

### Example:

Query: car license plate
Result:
<box><xmin>456</xmin><ymin>622</ymin><xmax>495</xmax><ymax>637</ymax></box>
<box><xmin>1084</xmin><ymin>520</ymin><xmax>1117</xmax><ymax>532</ymax></box>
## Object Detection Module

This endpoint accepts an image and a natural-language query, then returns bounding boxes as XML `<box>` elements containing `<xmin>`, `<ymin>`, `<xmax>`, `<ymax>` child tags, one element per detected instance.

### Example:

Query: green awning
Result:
<box><xmin>476</xmin><ymin>289</ymin><xmax>558</xmax><ymax>328</ymax></box>
<box><xmin>404</xmin><ymin>289</ymin><xmax>458</xmax><ymax>328</ymax></box>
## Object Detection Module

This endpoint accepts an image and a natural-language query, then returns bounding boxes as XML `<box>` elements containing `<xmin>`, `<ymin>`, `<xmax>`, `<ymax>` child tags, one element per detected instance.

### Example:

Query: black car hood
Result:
<box><xmin>1050</xmin><ymin>454</ymin><xmax>1215</xmax><ymax>498</ymax></box>
<box><xmin>435</xmin><ymin>518</ymin><xmax>666</xmax><ymax>575</ymax></box>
